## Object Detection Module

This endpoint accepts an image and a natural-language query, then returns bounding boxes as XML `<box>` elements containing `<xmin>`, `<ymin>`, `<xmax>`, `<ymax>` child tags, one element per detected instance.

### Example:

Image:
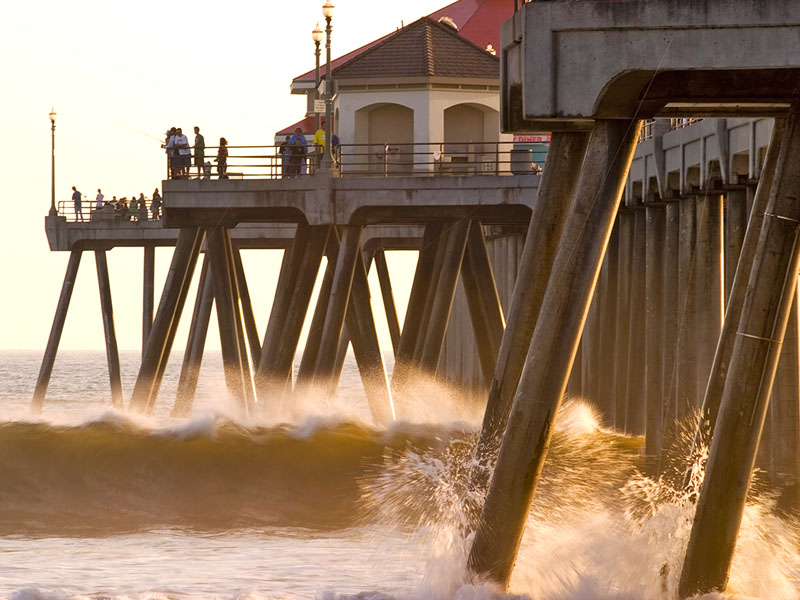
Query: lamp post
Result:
<box><xmin>49</xmin><ymin>108</ymin><xmax>57</xmax><ymax>216</ymax></box>
<box><xmin>321</xmin><ymin>0</ymin><xmax>335</xmax><ymax>170</ymax></box>
<box><xmin>312</xmin><ymin>23</ymin><xmax>323</xmax><ymax>133</ymax></box>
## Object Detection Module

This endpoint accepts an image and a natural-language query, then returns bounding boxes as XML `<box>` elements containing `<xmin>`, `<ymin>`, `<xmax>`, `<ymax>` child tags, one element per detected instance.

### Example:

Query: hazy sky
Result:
<box><xmin>1</xmin><ymin>0</ymin><xmax>445</xmax><ymax>351</ymax></box>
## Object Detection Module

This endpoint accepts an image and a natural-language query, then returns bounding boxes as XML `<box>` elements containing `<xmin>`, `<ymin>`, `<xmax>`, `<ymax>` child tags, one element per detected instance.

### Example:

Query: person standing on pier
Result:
<box><xmin>313</xmin><ymin>121</ymin><xmax>325</xmax><ymax>173</ymax></box>
<box><xmin>163</xmin><ymin>127</ymin><xmax>177</xmax><ymax>178</ymax></box>
<box><xmin>151</xmin><ymin>188</ymin><xmax>162</xmax><ymax>220</ymax></box>
<box><xmin>71</xmin><ymin>186</ymin><xmax>84</xmax><ymax>221</ymax></box>
<box><xmin>215</xmin><ymin>137</ymin><xmax>228</xmax><ymax>179</ymax></box>
<box><xmin>193</xmin><ymin>126</ymin><xmax>205</xmax><ymax>178</ymax></box>
<box><xmin>174</xmin><ymin>128</ymin><xmax>191</xmax><ymax>178</ymax></box>
<box><xmin>289</xmin><ymin>127</ymin><xmax>308</xmax><ymax>174</ymax></box>
<box><xmin>138</xmin><ymin>193</ymin><xmax>148</xmax><ymax>221</ymax></box>
<box><xmin>95</xmin><ymin>189</ymin><xmax>104</xmax><ymax>210</ymax></box>
<box><xmin>279</xmin><ymin>135</ymin><xmax>291</xmax><ymax>177</ymax></box>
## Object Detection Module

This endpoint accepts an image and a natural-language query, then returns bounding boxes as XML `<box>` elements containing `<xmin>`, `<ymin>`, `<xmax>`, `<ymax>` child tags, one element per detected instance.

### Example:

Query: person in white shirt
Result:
<box><xmin>162</xmin><ymin>127</ymin><xmax>177</xmax><ymax>178</ymax></box>
<box><xmin>174</xmin><ymin>128</ymin><xmax>191</xmax><ymax>178</ymax></box>
<box><xmin>95</xmin><ymin>189</ymin><xmax>104</xmax><ymax>210</ymax></box>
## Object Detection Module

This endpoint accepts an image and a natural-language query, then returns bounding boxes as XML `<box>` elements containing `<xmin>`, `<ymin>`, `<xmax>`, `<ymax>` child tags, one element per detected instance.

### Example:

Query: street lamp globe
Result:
<box><xmin>312</xmin><ymin>22</ymin><xmax>324</xmax><ymax>43</ymax></box>
<box><xmin>322</xmin><ymin>1</ymin><xmax>334</xmax><ymax>19</ymax></box>
<box><xmin>49</xmin><ymin>108</ymin><xmax>57</xmax><ymax>124</ymax></box>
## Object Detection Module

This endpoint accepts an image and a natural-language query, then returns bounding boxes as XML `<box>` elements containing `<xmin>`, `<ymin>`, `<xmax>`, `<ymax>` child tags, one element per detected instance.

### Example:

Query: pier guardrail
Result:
<box><xmin>160</xmin><ymin>141</ymin><xmax>544</xmax><ymax>181</ymax></box>
<box><xmin>56</xmin><ymin>200</ymin><xmax>162</xmax><ymax>224</ymax></box>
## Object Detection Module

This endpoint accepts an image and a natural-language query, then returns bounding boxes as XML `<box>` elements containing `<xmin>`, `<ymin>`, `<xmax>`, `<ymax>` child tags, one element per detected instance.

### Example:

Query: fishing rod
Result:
<box><xmin>115</xmin><ymin>123</ymin><xmax>167</xmax><ymax>143</ymax></box>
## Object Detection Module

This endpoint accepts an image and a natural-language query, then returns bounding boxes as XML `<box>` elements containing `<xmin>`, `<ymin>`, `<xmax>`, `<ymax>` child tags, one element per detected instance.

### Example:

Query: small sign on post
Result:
<box><xmin>314</xmin><ymin>100</ymin><xmax>326</xmax><ymax>114</ymax></box>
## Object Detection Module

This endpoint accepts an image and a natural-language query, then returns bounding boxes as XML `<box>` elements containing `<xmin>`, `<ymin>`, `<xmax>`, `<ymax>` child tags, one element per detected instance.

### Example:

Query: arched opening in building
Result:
<box><xmin>353</xmin><ymin>103</ymin><xmax>414</xmax><ymax>175</ymax></box>
<box><xmin>443</xmin><ymin>103</ymin><xmax>499</xmax><ymax>174</ymax></box>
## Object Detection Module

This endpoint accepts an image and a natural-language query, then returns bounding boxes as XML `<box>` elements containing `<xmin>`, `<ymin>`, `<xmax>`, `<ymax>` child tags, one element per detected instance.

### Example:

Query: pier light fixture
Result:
<box><xmin>312</xmin><ymin>22</ymin><xmax>324</xmax><ymax>43</ymax></box>
<box><xmin>321</xmin><ymin>1</ymin><xmax>335</xmax><ymax>170</ymax></box>
<box><xmin>313</xmin><ymin>22</ymin><xmax>323</xmax><ymax>132</ymax></box>
<box><xmin>49</xmin><ymin>108</ymin><xmax>57</xmax><ymax>216</ymax></box>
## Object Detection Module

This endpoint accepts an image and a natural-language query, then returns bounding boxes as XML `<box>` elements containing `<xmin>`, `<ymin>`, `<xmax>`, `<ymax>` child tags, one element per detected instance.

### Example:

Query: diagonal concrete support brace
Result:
<box><xmin>391</xmin><ymin>223</ymin><xmax>445</xmax><ymax>391</ymax></box>
<box><xmin>95</xmin><ymin>250</ymin><xmax>124</xmax><ymax>409</ymax></box>
<box><xmin>417</xmin><ymin>219</ymin><xmax>471</xmax><ymax>373</ymax></box>
<box><xmin>467</xmin><ymin>119</ymin><xmax>641</xmax><ymax>588</ymax></box>
<box><xmin>472</xmin><ymin>131</ymin><xmax>589</xmax><ymax>465</ymax></box>
<box><xmin>346</xmin><ymin>242</ymin><xmax>395</xmax><ymax>426</ymax></box>
<box><xmin>173</xmin><ymin>254</ymin><xmax>213</xmax><ymax>417</ymax></box>
<box><xmin>31</xmin><ymin>250</ymin><xmax>83</xmax><ymax>412</ymax></box>
<box><xmin>688</xmin><ymin>119</ymin><xmax>785</xmax><ymax>455</ymax></box>
<box><xmin>256</xmin><ymin>226</ymin><xmax>329</xmax><ymax>402</ymax></box>
<box><xmin>313</xmin><ymin>225</ymin><xmax>363</xmax><ymax>396</ymax></box>
<box><xmin>232</xmin><ymin>244</ymin><xmax>261</xmax><ymax>368</ymax></box>
<box><xmin>206</xmin><ymin>226</ymin><xmax>255</xmax><ymax>416</ymax></box>
<box><xmin>374</xmin><ymin>249</ymin><xmax>401</xmax><ymax>355</ymax></box>
<box><xmin>460</xmin><ymin>221</ymin><xmax>505</xmax><ymax>386</ymax></box>
<box><xmin>130</xmin><ymin>227</ymin><xmax>203</xmax><ymax>414</ymax></box>
<box><xmin>679</xmin><ymin>109</ymin><xmax>800</xmax><ymax>598</ymax></box>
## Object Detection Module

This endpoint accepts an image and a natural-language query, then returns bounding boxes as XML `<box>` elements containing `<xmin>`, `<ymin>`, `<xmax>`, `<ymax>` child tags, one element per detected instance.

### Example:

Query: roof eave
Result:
<box><xmin>334</xmin><ymin>75</ymin><xmax>499</xmax><ymax>87</ymax></box>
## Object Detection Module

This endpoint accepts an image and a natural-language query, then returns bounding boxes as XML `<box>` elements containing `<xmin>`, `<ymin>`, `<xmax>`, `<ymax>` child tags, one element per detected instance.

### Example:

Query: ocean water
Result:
<box><xmin>0</xmin><ymin>350</ymin><xmax>798</xmax><ymax>600</ymax></box>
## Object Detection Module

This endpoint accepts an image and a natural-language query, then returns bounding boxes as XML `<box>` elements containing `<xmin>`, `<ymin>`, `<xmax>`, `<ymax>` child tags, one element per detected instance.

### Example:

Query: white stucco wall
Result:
<box><xmin>335</xmin><ymin>87</ymin><xmax>511</xmax><ymax>173</ymax></box>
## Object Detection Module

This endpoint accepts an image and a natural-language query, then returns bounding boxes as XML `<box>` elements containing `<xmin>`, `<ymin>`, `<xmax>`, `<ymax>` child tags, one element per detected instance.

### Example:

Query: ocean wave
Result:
<box><xmin>0</xmin><ymin>412</ymin><xmax>470</xmax><ymax>536</ymax></box>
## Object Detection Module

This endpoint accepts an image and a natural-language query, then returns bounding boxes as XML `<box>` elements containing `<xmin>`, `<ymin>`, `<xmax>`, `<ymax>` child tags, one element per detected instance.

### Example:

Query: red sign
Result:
<box><xmin>513</xmin><ymin>135</ymin><xmax>551</xmax><ymax>143</ymax></box>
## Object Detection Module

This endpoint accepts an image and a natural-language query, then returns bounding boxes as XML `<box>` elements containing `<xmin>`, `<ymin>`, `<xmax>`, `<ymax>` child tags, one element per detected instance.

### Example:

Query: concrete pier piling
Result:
<box><xmin>373</xmin><ymin>249</ymin><xmax>401</xmax><ymax>355</ymax></box>
<box><xmin>258</xmin><ymin>225</ymin><xmax>311</xmax><ymax>390</ymax></box>
<box><xmin>724</xmin><ymin>188</ymin><xmax>748</xmax><ymax>303</ymax></box>
<box><xmin>206</xmin><ymin>227</ymin><xmax>254</xmax><ymax>415</ymax></box>
<box><xmin>418</xmin><ymin>219</ymin><xmax>470</xmax><ymax>374</ymax></box>
<box><xmin>232</xmin><ymin>245</ymin><xmax>261</xmax><ymax>367</ymax></box>
<box><xmin>694</xmin><ymin>193</ymin><xmax>724</xmax><ymax>404</ymax></box>
<box><xmin>313</xmin><ymin>225</ymin><xmax>363</xmax><ymax>395</ymax></box>
<box><xmin>95</xmin><ymin>250</ymin><xmax>124</xmax><ymax>410</ymax></box>
<box><xmin>257</xmin><ymin>226</ymin><xmax>329</xmax><ymax>401</ymax></box>
<box><xmin>625</xmin><ymin>207</ymin><xmax>647</xmax><ymax>434</ymax></box>
<box><xmin>130</xmin><ymin>227</ymin><xmax>203</xmax><ymax>414</ymax></box>
<box><xmin>460</xmin><ymin>221</ymin><xmax>505</xmax><ymax>385</ymax></box>
<box><xmin>645</xmin><ymin>203</ymin><xmax>666</xmax><ymax>459</ymax></box>
<box><xmin>661</xmin><ymin>200</ymin><xmax>681</xmax><ymax>457</ymax></box>
<box><xmin>32</xmin><ymin>250</ymin><xmax>82</xmax><ymax>412</ymax></box>
<box><xmin>613</xmin><ymin>209</ymin><xmax>634</xmax><ymax>430</ymax></box>
<box><xmin>771</xmin><ymin>294</ymin><xmax>800</xmax><ymax>510</ymax></box>
<box><xmin>391</xmin><ymin>223</ymin><xmax>444</xmax><ymax>392</ymax></box>
<box><xmin>296</xmin><ymin>238</ymin><xmax>337</xmax><ymax>389</ymax></box>
<box><xmin>472</xmin><ymin>131</ymin><xmax>588</xmax><ymax>466</ymax></box>
<box><xmin>345</xmin><ymin>242</ymin><xmax>395</xmax><ymax>425</ymax></box>
<box><xmin>597</xmin><ymin>223</ymin><xmax>619</xmax><ymax>424</ymax></box>
<box><xmin>143</xmin><ymin>245</ymin><xmax>155</xmax><ymax>355</ymax></box>
<box><xmin>690</xmin><ymin>119</ymin><xmax>785</xmax><ymax>454</ymax></box>
<box><xmin>173</xmin><ymin>255</ymin><xmax>213</xmax><ymax>417</ymax></box>
<box><xmin>468</xmin><ymin>119</ymin><xmax>641</xmax><ymax>587</ymax></box>
<box><xmin>677</xmin><ymin>196</ymin><xmax>699</xmax><ymax>420</ymax></box>
<box><xmin>680</xmin><ymin>108</ymin><xmax>800</xmax><ymax>598</ymax></box>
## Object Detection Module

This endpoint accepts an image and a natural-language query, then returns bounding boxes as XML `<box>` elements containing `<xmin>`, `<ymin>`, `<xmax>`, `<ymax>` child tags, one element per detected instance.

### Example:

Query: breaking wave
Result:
<box><xmin>0</xmin><ymin>411</ymin><xmax>469</xmax><ymax>536</ymax></box>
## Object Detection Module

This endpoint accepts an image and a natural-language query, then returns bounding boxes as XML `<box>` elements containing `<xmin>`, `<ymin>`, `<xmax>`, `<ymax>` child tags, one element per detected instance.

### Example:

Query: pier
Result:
<box><xmin>32</xmin><ymin>0</ymin><xmax>800</xmax><ymax>597</ymax></box>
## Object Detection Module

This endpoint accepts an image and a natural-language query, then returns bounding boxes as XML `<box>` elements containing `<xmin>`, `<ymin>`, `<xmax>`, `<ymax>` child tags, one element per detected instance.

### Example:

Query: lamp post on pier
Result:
<box><xmin>312</xmin><ymin>22</ymin><xmax>323</xmax><ymax>133</ymax></box>
<box><xmin>320</xmin><ymin>0</ymin><xmax>335</xmax><ymax>170</ymax></box>
<box><xmin>49</xmin><ymin>108</ymin><xmax>57</xmax><ymax>216</ymax></box>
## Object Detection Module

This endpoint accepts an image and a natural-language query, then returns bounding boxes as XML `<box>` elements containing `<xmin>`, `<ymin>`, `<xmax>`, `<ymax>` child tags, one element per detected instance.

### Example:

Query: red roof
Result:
<box><xmin>293</xmin><ymin>0</ymin><xmax>511</xmax><ymax>84</ymax></box>
<box><xmin>275</xmin><ymin>115</ymin><xmax>318</xmax><ymax>136</ymax></box>
<box><xmin>332</xmin><ymin>17</ymin><xmax>499</xmax><ymax>80</ymax></box>
<box><xmin>427</xmin><ymin>0</ymin><xmax>511</xmax><ymax>51</ymax></box>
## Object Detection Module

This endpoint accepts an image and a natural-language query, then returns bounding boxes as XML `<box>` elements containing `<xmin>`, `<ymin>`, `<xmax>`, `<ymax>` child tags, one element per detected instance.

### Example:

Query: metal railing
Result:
<box><xmin>56</xmin><ymin>199</ymin><xmax>162</xmax><ymax>224</ymax></box>
<box><xmin>163</xmin><ymin>141</ymin><xmax>543</xmax><ymax>180</ymax></box>
<box><xmin>639</xmin><ymin>117</ymin><xmax>706</xmax><ymax>141</ymax></box>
